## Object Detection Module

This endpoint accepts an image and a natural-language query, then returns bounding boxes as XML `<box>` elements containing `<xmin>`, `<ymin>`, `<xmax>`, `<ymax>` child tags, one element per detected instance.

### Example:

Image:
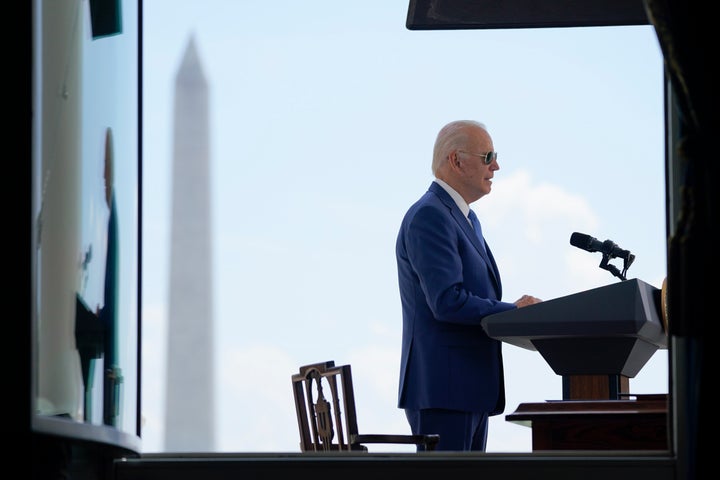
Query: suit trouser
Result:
<box><xmin>405</xmin><ymin>408</ymin><xmax>489</xmax><ymax>451</ymax></box>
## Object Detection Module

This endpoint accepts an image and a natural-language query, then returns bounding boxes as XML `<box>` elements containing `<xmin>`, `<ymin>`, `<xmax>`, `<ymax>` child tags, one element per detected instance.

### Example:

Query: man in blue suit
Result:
<box><xmin>396</xmin><ymin>120</ymin><xmax>542</xmax><ymax>451</ymax></box>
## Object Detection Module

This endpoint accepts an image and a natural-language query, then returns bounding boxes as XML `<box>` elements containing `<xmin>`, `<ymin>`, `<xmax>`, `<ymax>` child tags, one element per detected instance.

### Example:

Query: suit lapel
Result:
<box><xmin>430</xmin><ymin>183</ymin><xmax>500</xmax><ymax>288</ymax></box>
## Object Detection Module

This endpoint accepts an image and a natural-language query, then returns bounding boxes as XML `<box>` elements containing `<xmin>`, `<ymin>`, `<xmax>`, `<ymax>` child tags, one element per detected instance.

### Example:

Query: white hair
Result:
<box><xmin>431</xmin><ymin>120</ymin><xmax>488</xmax><ymax>176</ymax></box>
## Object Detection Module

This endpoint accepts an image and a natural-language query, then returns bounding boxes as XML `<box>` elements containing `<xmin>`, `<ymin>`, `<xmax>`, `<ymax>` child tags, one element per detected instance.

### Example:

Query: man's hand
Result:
<box><xmin>514</xmin><ymin>295</ymin><xmax>542</xmax><ymax>308</ymax></box>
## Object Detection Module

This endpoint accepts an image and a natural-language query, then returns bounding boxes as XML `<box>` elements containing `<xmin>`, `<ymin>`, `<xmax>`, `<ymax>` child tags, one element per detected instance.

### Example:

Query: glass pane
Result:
<box><xmin>142</xmin><ymin>1</ymin><xmax>666</xmax><ymax>453</ymax></box>
<box><xmin>32</xmin><ymin>0</ymin><xmax>140</xmax><ymax>445</ymax></box>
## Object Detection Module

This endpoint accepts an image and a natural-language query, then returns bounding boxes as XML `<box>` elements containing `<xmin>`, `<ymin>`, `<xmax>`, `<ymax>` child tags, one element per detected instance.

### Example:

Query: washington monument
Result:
<box><xmin>164</xmin><ymin>35</ymin><xmax>215</xmax><ymax>452</ymax></box>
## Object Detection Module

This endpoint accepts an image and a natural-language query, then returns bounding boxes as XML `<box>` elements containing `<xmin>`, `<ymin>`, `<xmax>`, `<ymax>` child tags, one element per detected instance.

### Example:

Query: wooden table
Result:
<box><xmin>506</xmin><ymin>394</ymin><xmax>669</xmax><ymax>451</ymax></box>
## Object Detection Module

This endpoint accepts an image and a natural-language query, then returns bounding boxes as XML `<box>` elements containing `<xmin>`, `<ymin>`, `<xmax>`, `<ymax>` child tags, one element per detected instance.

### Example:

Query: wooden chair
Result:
<box><xmin>291</xmin><ymin>360</ymin><xmax>439</xmax><ymax>452</ymax></box>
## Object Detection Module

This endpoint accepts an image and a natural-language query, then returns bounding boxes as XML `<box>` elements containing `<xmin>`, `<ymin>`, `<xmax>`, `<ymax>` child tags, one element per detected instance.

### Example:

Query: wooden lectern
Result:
<box><xmin>482</xmin><ymin>278</ymin><xmax>669</xmax><ymax>450</ymax></box>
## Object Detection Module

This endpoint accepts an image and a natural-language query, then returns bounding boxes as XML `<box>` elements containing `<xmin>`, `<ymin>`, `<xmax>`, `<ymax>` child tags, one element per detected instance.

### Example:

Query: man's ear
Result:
<box><xmin>451</xmin><ymin>152</ymin><xmax>461</xmax><ymax>169</ymax></box>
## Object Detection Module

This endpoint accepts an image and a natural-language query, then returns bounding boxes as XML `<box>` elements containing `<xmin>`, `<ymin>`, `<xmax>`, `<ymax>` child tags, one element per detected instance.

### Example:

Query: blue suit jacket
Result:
<box><xmin>396</xmin><ymin>182</ymin><xmax>517</xmax><ymax>415</ymax></box>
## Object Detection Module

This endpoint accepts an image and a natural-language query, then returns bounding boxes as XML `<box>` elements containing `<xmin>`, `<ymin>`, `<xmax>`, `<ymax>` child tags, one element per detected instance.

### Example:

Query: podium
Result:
<box><xmin>481</xmin><ymin>278</ymin><xmax>669</xmax><ymax>450</ymax></box>
<box><xmin>482</xmin><ymin>278</ymin><xmax>667</xmax><ymax>400</ymax></box>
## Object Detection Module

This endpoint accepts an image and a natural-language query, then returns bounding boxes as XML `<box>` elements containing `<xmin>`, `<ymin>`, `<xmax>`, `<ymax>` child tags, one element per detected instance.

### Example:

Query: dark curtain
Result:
<box><xmin>644</xmin><ymin>0</ymin><xmax>716</xmax><ymax>477</ymax></box>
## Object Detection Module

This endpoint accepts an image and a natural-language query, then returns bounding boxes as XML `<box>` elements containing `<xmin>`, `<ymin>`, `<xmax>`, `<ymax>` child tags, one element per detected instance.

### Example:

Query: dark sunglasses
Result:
<box><xmin>457</xmin><ymin>150</ymin><xmax>497</xmax><ymax>165</ymax></box>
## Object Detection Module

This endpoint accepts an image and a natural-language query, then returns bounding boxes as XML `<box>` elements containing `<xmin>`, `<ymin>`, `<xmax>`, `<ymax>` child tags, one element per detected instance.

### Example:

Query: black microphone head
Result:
<box><xmin>570</xmin><ymin>232</ymin><xmax>592</xmax><ymax>249</ymax></box>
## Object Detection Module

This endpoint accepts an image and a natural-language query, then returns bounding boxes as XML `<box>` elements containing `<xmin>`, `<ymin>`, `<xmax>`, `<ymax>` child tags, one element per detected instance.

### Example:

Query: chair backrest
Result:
<box><xmin>291</xmin><ymin>360</ymin><xmax>440</xmax><ymax>452</ymax></box>
<box><xmin>292</xmin><ymin>360</ymin><xmax>364</xmax><ymax>451</ymax></box>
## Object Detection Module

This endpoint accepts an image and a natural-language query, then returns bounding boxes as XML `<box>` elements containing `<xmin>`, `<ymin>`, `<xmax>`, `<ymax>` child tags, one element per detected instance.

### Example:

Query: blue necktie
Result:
<box><xmin>468</xmin><ymin>210</ymin><xmax>488</xmax><ymax>255</ymax></box>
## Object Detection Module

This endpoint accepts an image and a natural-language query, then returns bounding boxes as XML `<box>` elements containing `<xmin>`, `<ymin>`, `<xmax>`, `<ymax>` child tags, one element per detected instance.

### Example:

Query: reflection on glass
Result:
<box><xmin>33</xmin><ymin>0</ymin><xmax>139</xmax><ymax>444</ymax></box>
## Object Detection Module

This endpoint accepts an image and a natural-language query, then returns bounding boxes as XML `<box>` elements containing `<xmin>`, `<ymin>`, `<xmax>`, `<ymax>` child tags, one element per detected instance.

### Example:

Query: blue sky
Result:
<box><xmin>141</xmin><ymin>1</ymin><xmax>667</xmax><ymax>453</ymax></box>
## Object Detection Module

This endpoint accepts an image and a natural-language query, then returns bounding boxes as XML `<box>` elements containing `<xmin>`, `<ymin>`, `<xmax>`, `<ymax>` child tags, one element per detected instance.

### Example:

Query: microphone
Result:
<box><xmin>569</xmin><ymin>232</ymin><xmax>633</xmax><ymax>262</ymax></box>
